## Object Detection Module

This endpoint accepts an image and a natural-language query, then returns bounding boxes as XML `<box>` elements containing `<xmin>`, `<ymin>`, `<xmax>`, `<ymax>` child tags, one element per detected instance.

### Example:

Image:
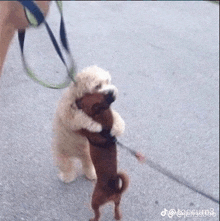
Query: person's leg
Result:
<box><xmin>0</xmin><ymin>1</ymin><xmax>50</xmax><ymax>75</ymax></box>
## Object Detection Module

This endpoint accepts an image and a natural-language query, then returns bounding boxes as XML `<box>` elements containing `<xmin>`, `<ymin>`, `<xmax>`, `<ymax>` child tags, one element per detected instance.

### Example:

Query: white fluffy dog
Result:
<box><xmin>51</xmin><ymin>66</ymin><xmax>125</xmax><ymax>183</ymax></box>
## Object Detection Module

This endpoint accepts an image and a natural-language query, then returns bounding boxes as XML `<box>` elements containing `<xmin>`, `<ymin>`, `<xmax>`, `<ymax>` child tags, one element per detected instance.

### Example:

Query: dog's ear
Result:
<box><xmin>75</xmin><ymin>98</ymin><xmax>82</xmax><ymax>109</ymax></box>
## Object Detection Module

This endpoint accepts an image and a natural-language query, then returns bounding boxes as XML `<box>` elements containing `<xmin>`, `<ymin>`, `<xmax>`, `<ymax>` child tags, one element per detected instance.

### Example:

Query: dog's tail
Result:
<box><xmin>116</xmin><ymin>172</ymin><xmax>129</xmax><ymax>194</ymax></box>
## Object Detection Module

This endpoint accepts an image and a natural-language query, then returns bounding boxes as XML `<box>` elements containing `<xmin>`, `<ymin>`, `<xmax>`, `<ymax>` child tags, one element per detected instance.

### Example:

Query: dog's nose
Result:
<box><xmin>106</xmin><ymin>91</ymin><xmax>115</xmax><ymax>104</ymax></box>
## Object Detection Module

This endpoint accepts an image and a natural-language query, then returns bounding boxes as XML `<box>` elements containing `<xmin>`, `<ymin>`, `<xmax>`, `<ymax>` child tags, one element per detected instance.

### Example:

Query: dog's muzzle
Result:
<box><xmin>99</xmin><ymin>84</ymin><xmax>118</xmax><ymax>100</ymax></box>
<box><xmin>105</xmin><ymin>91</ymin><xmax>116</xmax><ymax>104</ymax></box>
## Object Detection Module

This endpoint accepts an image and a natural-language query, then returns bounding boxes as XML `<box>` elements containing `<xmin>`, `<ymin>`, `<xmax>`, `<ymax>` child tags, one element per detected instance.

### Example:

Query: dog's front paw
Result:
<box><xmin>111</xmin><ymin>110</ymin><xmax>125</xmax><ymax>137</ymax></box>
<box><xmin>75</xmin><ymin>110</ymin><xmax>102</xmax><ymax>132</ymax></box>
<box><xmin>58</xmin><ymin>171</ymin><xmax>77</xmax><ymax>183</ymax></box>
<box><xmin>87</xmin><ymin>121</ymin><xmax>102</xmax><ymax>133</ymax></box>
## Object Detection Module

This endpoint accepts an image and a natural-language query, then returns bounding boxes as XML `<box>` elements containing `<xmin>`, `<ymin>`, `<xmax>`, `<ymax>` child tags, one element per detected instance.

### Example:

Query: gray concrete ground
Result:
<box><xmin>0</xmin><ymin>1</ymin><xmax>219</xmax><ymax>221</ymax></box>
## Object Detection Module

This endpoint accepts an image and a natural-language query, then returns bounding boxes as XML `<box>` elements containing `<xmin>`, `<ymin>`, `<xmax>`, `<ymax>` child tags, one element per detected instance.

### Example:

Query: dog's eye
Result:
<box><xmin>95</xmin><ymin>84</ymin><xmax>102</xmax><ymax>90</ymax></box>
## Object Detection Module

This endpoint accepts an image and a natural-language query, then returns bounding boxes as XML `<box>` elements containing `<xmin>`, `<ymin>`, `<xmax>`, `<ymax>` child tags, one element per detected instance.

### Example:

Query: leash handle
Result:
<box><xmin>18</xmin><ymin>0</ymin><xmax>45</xmax><ymax>26</ymax></box>
<box><xmin>18</xmin><ymin>0</ymin><xmax>76</xmax><ymax>89</ymax></box>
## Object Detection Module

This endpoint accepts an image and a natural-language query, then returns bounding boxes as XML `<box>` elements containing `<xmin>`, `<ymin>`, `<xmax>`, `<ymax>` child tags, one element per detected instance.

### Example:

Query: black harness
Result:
<box><xmin>88</xmin><ymin>129</ymin><xmax>117</xmax><ymax>149</ymax></box>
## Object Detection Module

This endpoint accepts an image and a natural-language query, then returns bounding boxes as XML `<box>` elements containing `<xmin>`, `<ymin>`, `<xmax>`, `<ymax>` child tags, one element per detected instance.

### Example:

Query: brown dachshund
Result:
<box><xmin>78</xmin><ymin>92</ymin><xmax>129</xmax><ymax>221</ymax></box>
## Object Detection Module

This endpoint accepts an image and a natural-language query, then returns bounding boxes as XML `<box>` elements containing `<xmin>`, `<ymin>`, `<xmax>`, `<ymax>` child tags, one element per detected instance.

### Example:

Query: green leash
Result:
<box><xmin>18</xmin><ymin>0</ymin><xmax>76</xmax><ymax>89</ymax></box>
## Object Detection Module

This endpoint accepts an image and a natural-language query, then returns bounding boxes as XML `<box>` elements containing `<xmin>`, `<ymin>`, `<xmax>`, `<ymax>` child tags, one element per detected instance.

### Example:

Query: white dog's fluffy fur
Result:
<box><xmin>51</xmin><ymin>66</ymin><xmax>125</xmax><ymax>183</ymax></box>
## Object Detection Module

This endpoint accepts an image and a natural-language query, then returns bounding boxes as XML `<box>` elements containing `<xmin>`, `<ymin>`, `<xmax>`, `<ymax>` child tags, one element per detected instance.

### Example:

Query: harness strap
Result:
<box><xmin>90</xmin><ymin>129</ymin><xmax>117</xmax><ymax>148</ymax></box>
<box><xmin>17</xmin><ymin>0</ymin><xmax>76</xmax><ymax>89</ymax></box>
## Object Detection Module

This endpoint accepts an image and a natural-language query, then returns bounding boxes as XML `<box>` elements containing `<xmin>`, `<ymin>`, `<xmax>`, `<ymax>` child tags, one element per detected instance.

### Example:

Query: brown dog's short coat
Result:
<box><xmin>78</xmin><ymin>92</ymin><xmax>129</xmax><ymax>221</ymax></box>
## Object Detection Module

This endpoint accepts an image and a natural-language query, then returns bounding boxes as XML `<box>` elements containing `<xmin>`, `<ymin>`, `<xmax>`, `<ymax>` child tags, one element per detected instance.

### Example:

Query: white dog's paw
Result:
<box><xmin>73</xmin><ymin>110</ymin><xmax>102</xmax><ymax>132</ymax></box>
<box><xmin>58</xmin><ymin>171</ymin><xmax>77</xmax><ymax>183</ymax></box>
<box><xmin>83</xmin><ymin>167</ymin><xmax>97</xmax><ymax>180</ymax></box>
<box><xmin>111</xmin><ymin>110</ymin><xmax>125</xmax><ymax>137</ymax></box>
<box><xmin>87</xmin><ymin>121</ymin><xmax>102</xmax><ymax>133</ymax></box>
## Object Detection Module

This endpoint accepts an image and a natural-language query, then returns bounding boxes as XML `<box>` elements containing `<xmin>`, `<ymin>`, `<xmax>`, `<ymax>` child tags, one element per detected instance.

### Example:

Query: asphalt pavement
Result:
<box><xmin>0</xmin><ymin>1</ymin><xmax>219</xmax><ymax>221</ymax></box>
